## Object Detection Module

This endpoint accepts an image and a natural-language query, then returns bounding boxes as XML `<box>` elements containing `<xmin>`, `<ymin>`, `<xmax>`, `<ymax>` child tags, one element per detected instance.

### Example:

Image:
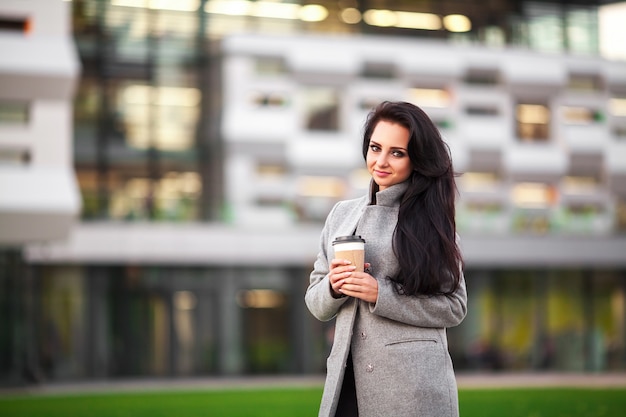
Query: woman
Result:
<box><xmin>305</xmin><ymin>101</ymin><xmax>467</xmax><ymax>417</ymax></box>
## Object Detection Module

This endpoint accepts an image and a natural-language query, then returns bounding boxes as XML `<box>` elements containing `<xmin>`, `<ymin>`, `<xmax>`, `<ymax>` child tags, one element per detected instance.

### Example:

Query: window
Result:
<box><xmin>461</xmin><ymin>171</ymin><xmax>502</xmax><ymax>192</ymax></box>
<box><xmin>250</xmin><ymin>91</ymin><xmax>289</xmax><ymax>108</ymax></box>
<box><xmin>516</xmin><ymin>103</ymin><xmax>550</xmax><ymax>142</ymax></box>
<box><xmin>561</xmin><ymin>106</ymin><xmax>603</xmax><ymax>125</ymax></box>
<box><xmin>562</xmin><ymin>175</ymin><xmax>600</xmax><ymax>194</ymax></box>
<box><xmin>238</xmin><ymin>289</ymin><xmax>290</xmax><ymax>373</ymax></box>
<box><xmin>464</xmin><ymin>69</ymin><xmax>499</xmax><ymax>86</ymax></box>
<box><xmin>565</xmin><ymin>7</ymin><xmax>599</xmax><ymax>56</ymax></box>
<box><xmin>0</xmin><ymin>101</ymin><xmax>29</xmax><ymax>124</ymax></box>
<box><xmin>254</xmin><ymin>56</ymin><xmax>287</xmax><ymax>76</ymax></box>
<box><xmin>568</xmin><ymin>73</ymin><xmax>603</xmax><ymax>92</ymax></box>
<box><xmin>296</xmin><ymin>176</ymin><xmax>345</xmax><ymax>198</ymax></box>
<box><xmin>108</xmin><ymin>172</ymin><xmax>201</xmax><ymax>221</ymax></box>
<box><xmin>609</xmin><ymin>97</ymin><xmax>626</xmax><ymax>117</ymax></box>
<box><xmin>360</xmin><ymin>61</ymin><xmax>396</xmax><ymax>79</ymax></box>
<box><xmin>511</xmin><ymin>182</ymin><xmax>557</xmax><ymax>209</ymax></box>
<box><xmin>301</xmin><ymin>87</ymin><xmax>339</xmax><ymax>131</ymax></box>
<box><xmin>295</xmin><ymin>175</ymin><xmax>346</xmax><ymax>222</ymax></box>
<box><xmin>358</xmin><ymin>97</ymin><xmax>384</xmax><ymax>111</ymax></box>
<box><xmin>408</xmin><ymin>87</ymin><xmax>450</xmax><ymax>108</ymax></box>
<box><xmin>525</xmin><ymin>2</ymin><xmax>564</xmax><ymax>53</ymax></box>
<box><xmin>0</xmin><ymin>149</ymin><xmax>30</xmax><ymax>166</ymax></box>
<box><xmin>465</xmin><ymin>105</ymin><xmax>499</xmax><ymax>116</ymax></box>
<box><xmin>0</xmin><ymin>16</ymin><xmax>30</xmax><ymax>34</ymax></box>
<box><xmin>120</xmin><ymin>84</ymin><xmax>200</xmax><ymax>151</ymax></box>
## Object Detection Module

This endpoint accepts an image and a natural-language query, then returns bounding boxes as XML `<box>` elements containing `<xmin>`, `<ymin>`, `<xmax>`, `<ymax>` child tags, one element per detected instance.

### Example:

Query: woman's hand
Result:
<box><xmin>329</xmin><ymin>260</ymin><xmax>378</xmax><ymax>303</ymax></box>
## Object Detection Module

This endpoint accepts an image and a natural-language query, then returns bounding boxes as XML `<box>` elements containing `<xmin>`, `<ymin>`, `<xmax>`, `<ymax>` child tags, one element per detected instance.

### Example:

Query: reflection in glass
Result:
<box><xmin>120</xmin><ymin>84</ymin><xmax>200</xmax><ymax>151</ymax></box>
<box><xmin>108</xmin><ymin>172</ymin><xmax>201</xmax><ymax>221</ymax></box>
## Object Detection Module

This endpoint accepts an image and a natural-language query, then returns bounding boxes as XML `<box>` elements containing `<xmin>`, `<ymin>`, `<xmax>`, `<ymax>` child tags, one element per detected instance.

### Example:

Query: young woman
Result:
<box><xmin>305</xmin><ymin>101</ymin><xmax>467</xmax><ymax>417</ymax></box>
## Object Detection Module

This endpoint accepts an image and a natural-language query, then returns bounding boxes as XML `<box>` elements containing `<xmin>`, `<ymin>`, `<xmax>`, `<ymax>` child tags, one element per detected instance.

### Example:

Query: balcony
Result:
<box><xmin>505</xmin><ymin>144</ymin><xmax>568</xmax><ymax>182</ymax></box>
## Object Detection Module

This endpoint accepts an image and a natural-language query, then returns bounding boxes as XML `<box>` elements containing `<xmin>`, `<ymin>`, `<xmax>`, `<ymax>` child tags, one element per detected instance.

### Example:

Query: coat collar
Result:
<box><xmin>368</xmin><ymin>179</ymin><xmax>409</xmax><ymax>207</ymax></box>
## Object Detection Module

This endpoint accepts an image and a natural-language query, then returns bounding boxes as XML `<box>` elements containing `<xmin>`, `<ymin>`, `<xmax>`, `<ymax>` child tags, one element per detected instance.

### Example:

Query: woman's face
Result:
<box><xmin>366</xmin><ymin>120</ymin><xmax>413</xmax><ymax>191</ymax></box>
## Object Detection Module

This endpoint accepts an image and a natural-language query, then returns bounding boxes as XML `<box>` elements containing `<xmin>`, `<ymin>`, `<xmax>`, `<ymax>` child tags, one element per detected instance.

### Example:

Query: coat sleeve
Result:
<box><xmin>370</xmin><ymin>268</ymin><xmax>467</xmax><ymax>328</ymax></box>
<box><xmin>304</xmin><ymin>203</ymin><xmax>349</xmax><ymax>322</ymax></box>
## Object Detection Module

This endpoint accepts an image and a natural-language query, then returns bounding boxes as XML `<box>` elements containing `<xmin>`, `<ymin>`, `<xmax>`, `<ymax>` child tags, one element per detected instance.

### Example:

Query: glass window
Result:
<box><xmin>254</xmin><ymin>56</ymin><xmax>287</xmax><ymax>76</ymax></box>
<box><xmin>301</xmin><ymin>87</ymin><xmax>339</xmax><ymax>131</ymax></box>
<box><xmin>0</xmin><ymin>149</ymin><xmax>29</xmax><ymax>166</ymax></box>
<box><xmin>360</xmin><ymin>61</ymin><xmax>396</xmax><ymax>79</ymax></box>
<box><xmin>39</xmin><ymin>266</ymin><xmax>86</xmax><ymax>379</ymax></box>
<box><xmin>119</xmin><ymin>84</ymin><xmax>200</xmax><ymax>151</ymax></box>
<box><xmin>465</xmin><ymin>105</ymin><xmax>500</xmax><ymax>116</ymax></box>
<box><xmin>464</xmin><ymin>69</ymin><xmax>500</xmax><ymax>86</ymax></box>
<box><xmin>566</xmin><ymin>6</ymin><xmax>598</xmax><ymax>55</ymax></box>
<box><xmin>525</xmin><ymin>2</ymin><xmax>565</xmax><ymax>53</ymax></box>
<box><xmin>408</xmin><ymin>87</ymin><xmax>450</xmax><ymax>109</ymax></box>
<box><xmin>511</xmin><ymin>182</ymin><xmax>557</xmax><ymax>209</ymax></box>
<box><xmin>510</xmin><ymin>182</ymin><xmax>558</xmax><ymax>234</ymax></box>
<box><xmin>546</xmin><ymin>270</ymin><xmax>586</xmax><ymax>370</ymax></box>
<box><xmin>599</xmin><ymin>2</ymin><xmax>626</xmax><ymax>61</ymax></box>
<box><xmin>591</xmin><ymin>271</ymin><xmax>625</xmax><ymax>370</ymax></box>
<box><xmin>562</xmin><ymin>175</ymin><xmax>600</xmax><ymax>193</ymax></box>
<box><xmin>237</xmin><ymin>289</ymin><xmax>290</xmax><ymax>373</ymax></box>
<box><xmin>0</xmin><ymin>101</ymin><xmax>29</xmax><ymax>124</ymax></box>
<box><xmin>561</xmin><ymin>106</ymin><xmax>603</xmax><ymax>125</ymax></box>
<box><xmin>109</xmin><ymin>171</ymin><xmax>201</xmax><ymax>221</ymax></box>
<box><xmin>609</xmin><ymin>97</ymin><xmax>626</xmax><ymax>117</ymax></box>
<box><xmin>461</xmin><ymin>171</ymin><xmax>502</xmax><ymax>192</ymax></box>
<box><xmin>516</xmin><ymin>103</ymin><xmax>550</xmax><ymax>142</ymax></box>
<box><xmin>496</xmin><ymin>272</ymin><xmax>536</xmax><ymax>370</ymax></box>
<box><xmin>568</xmin><ymin>73</ymin><xmax>603</xmax><ymax>92</ymax></box>
<box><xmin>105</xmin><ymin>3</ymin><xmax>150</xmax><ymax>63</ymax></box>
<box><xmin>295</xmin><ymin>175</ymin><xmax>346</xmax><ymax>222</ymax></box>
<box><xmin>250</xmin><ymin>91</ymin><xmax>289</xmax><ymax>108</ymax></box>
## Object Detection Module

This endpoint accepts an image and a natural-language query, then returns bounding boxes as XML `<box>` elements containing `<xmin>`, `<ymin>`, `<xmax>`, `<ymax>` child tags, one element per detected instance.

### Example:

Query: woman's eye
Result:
<box><xmin>369</xmin><ymin>145</ymin><xmax>380</xmax><ymax>152</ymax></box>
<box><xmin>392</xmin><ymin>150</ymin><xmax>405</xmax><ymax>157</ymax></box>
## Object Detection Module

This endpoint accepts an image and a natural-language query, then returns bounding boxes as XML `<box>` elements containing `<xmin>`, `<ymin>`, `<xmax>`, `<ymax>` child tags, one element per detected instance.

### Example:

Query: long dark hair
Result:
<box><xmin>362</xmin><ymin>101</ymin><xmax>463</xmax><ymax>296</ymax></box>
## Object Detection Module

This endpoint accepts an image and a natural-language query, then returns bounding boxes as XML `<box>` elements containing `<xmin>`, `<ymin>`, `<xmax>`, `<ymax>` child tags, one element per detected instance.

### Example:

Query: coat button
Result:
<box><xmin>360</xmin><ymin>331</ymin><xmax>367</xmax><ymax>340</ymax></box>
<box><xmin>366</xmin><ymin>364</ymin><xmax>374</xmax><ymax>373</ymax></box>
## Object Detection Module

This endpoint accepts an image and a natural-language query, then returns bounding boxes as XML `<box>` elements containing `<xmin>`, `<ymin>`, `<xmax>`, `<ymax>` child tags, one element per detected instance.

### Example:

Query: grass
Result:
<box><xmin>1</xmin><ymin>387</ymin><xmax>625</xmax><ymax>417</ymax></box>
<box><xmin>459</xmin><ymin>388</ymin><xmax>626</xmax><ymax>417</ymax></box>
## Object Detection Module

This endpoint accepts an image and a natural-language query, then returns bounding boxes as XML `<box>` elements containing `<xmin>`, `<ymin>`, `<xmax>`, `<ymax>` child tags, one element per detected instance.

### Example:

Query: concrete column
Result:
<box><xmin>217</xmin><ymin>267</ymin><xmax>243</xmax><ymax>374</ymax></box>
<box><xmin>86</xmin><ymin>267</ymin><xmax>110</xmax><ymax>378</ymax></box>
<box><xmin>287</xmin><ymin>266</ymin><xmax>313</xmax><ymax>373</ymax></box>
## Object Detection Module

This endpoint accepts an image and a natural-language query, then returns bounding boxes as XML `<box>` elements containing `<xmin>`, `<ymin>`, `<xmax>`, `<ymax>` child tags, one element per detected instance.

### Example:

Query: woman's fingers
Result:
<box><xmin>339</xmin><ymin>273</ymin><xmax>378</xmax><ymax>303</ymax></box>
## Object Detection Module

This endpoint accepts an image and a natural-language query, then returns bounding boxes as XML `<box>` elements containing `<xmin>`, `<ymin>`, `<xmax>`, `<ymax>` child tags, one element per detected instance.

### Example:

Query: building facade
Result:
<box><xmin>1</xmin><ymin>0</ymin><xmax>626</xmax><ymax>384</ymax></box>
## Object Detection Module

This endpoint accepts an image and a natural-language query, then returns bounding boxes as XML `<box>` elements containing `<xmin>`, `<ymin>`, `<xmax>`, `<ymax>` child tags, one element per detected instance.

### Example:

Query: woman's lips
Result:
<box><xmin>374</xmin><ymin>170</ymin><xmax>390</xmax><ymax>177</ymax></box>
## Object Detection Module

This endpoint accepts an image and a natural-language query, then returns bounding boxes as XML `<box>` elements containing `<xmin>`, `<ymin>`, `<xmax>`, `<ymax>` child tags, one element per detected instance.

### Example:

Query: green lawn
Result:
<box><xmin>1</xmin><ymin>387</ymin><xmax>625</xmax><ymax>417</ymax></box>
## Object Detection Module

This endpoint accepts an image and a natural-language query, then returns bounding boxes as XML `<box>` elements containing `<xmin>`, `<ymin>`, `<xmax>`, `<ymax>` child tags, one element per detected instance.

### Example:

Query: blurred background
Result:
<box><xmin>1</xmin><ymin>0</ymin><xmax>626</xmax><ymax>386</ymax></box>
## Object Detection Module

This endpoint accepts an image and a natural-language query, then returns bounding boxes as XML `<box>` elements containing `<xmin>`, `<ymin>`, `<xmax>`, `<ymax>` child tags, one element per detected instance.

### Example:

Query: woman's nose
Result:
<box><xmin>377</xmin><ymin>153</ymin><xmax>389</xmax><ymax>166</ymax></box>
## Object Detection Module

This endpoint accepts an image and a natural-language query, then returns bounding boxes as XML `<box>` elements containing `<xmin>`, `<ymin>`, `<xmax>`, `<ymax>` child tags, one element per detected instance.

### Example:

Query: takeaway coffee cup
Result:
<box><xmin>332</xmin><ymin>235</ymin><xmax>366</xmax><ymax>273</ymax></box>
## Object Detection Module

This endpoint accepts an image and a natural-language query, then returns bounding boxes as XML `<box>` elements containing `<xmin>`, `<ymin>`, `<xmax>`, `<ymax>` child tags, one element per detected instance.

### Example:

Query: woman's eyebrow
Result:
<box><xmin>369</xmin><ymin>140</ymin><xmax>381</xmax><ymax>146</ymax></box>
<box><xmin>370</xmin><ymin>140</ymin><xmax>407</xmax><ymax>151</ymax></box>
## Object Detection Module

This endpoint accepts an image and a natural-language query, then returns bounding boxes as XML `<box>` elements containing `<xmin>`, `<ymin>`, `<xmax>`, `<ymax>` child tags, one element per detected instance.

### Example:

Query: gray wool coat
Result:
<box><xmin>305</xmin><ymin>181</ymin><xmax>467</xmax><ymax>417</ymax></box>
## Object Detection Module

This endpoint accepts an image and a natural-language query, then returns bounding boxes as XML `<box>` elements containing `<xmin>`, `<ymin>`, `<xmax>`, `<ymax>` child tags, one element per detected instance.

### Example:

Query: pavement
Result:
<box><xmin>1</xmin><ymin>372</ymin><xmax>626</xmax><ymax>397</ymax></box>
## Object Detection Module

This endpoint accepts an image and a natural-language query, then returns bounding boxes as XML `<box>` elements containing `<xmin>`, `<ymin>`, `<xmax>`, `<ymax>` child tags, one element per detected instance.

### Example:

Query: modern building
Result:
<box><xmin>1</xmin><ymin>0</ymin><xmax>626</xmax><ymax>384</ymax></box>
<box><xmin>0</xmin><ymin>0</ymin><xmax>81</xmax><ymax>245</ymax></box>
